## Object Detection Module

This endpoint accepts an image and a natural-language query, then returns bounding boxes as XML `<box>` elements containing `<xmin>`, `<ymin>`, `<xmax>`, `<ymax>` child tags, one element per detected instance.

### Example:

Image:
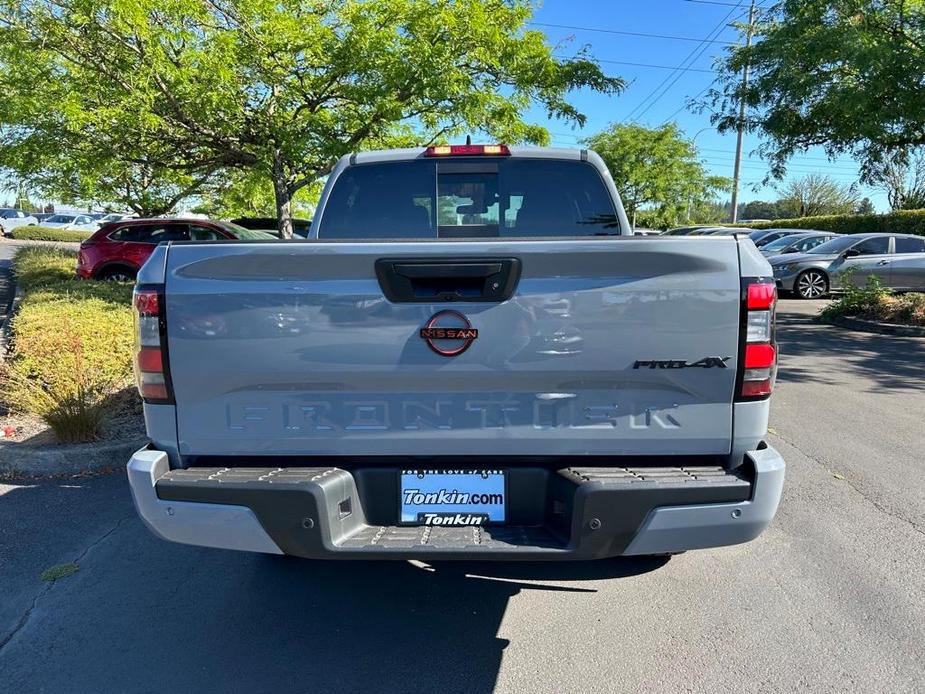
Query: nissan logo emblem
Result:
<box><xmin>419</xmin><ymin>310</ymin><xmax>478</xmax><ymax>357</ymax></box>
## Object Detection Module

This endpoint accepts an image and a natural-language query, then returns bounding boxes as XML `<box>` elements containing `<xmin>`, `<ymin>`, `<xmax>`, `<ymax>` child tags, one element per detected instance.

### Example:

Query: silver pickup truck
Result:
<box><xmin>126</xmin><ymin>144</ymin><xmax>785</xmax><ymax>560</ymax></box>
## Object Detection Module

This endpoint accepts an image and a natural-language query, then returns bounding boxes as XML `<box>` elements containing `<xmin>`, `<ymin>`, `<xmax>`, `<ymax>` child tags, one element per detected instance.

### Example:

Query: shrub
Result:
<box><xmin>734</xmin><ymin>209</ymin><xmax>925</xmax><ymax>236</ymax></box>
<box><xmin>9</xmin><ymin>226</ymin><xmax>93</xmax><ymax>242</ymax></box>
<box><xmin>2</xmin><ymin>247</ymin><xmax>134</xmax><ymax>442</ymax></box>
<box><xmin>821</xmin><ymin>274</ymin><xmax>925</xmax><ymax>327</ymax></box>
<box><xmin>821</xmin><ymin>274</ymin><xmax>892</xmax><ymax>319</ymax></box>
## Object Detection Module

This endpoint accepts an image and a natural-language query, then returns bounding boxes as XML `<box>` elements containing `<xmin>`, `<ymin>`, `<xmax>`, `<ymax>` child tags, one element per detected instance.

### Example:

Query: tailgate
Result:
<box><xmin>164</xmin><ymin>238</ymin><xmax>742</xmax><ymax>457</ymax></box>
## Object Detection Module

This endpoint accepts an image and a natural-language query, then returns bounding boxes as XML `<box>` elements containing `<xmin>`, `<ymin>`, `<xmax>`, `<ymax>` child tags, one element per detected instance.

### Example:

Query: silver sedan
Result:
<box><xmin>770</xmin><ymin>233</ymin><xmax>925</xmax><ymax>299</ymax></box>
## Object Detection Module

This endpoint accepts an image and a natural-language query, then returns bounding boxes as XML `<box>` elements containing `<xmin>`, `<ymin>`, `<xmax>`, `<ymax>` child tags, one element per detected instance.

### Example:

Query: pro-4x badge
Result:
<box><xmin>633</xmin><ymin>357</ymin><xmax>731</xmax><ymax>369</ymax></box>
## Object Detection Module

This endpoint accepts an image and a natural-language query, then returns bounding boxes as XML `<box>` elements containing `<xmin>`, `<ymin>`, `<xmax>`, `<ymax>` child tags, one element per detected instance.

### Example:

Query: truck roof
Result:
<box><xmin>350</xmin><ymin>145</ymin><xmax>587</xmax><ymax>165</ymax></box>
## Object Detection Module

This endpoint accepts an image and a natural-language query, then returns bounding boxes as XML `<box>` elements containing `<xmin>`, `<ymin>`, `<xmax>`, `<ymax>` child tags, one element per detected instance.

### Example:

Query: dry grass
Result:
<box><xmin>1</xmin><ymin>247</ymin><xmax>134</xmax><ymax>442</ymax></box>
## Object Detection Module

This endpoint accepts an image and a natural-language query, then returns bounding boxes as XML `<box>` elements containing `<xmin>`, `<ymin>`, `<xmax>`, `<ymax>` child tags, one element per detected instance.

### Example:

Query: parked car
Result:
<box><xmin>231</xmin><ymin>216</ymin><xmax>313</xmax><ymax>238</ymax></box>
<box><xmin>96</xmin><ymin>213</ymin><xmax>133</xmax><ymax>227</ymax></box>
<box><xmin>0</xmin><ymin>208</ymin><xmax>38</xmax><ymax>236</ymax></box>
<box><xmin>748</xmin><ymin>228</ymin><xmax>806</xmax><ymax>248</ymax></box>
<box><xmin>33</xmin><ymin>212</ymin><xmax>56</xmax><ymax>224</ymax></box>
<box><xmin>126</xmin><ymin>144</ymin><xmax>785</xmax><ymax>562</ymax></box>
<box><xmin>771</xmin><ymin>233</ymin><xmax>925</xmax><ymax>298</ymax></box>
<box><xmin>760</xmin><ymin>231</ymin><xmax>841</xmax><ymax>257</ymax></box>
<box><xmin>77</xmin><ymin>218</ymin><xmax>276</xmax><ymax>281</ymax></box>
<box><xmin>42</xmin><ymin>214</ymin><xmax>98</xmax><ymax>231</ymax></box>
<box><xmin>663</xmin><ymin>225</ymin><xmax>709</xmax><ymax>235</ymax></box>
<box><xmin>632</xmin><ymin>228</ymin><xmax>661</xmax><ymax>236</ymax></box>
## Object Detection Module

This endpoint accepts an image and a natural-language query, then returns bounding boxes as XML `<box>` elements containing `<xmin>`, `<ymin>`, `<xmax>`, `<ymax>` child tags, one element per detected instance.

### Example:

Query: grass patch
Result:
<box><xmin>40</xmin><ymin>562</ymin><xmax>80</xmax><ymax>582</ymax></box>
<box><xmin>821</xmin><ymin>275</ymin><xmax>925</xmax><ymax>327</ymax></box>
<box><xmin>1</xmin><ymin>247</ymin><xmax>135</xmax><ymax>442</ymax></box>
<box><xmin>9</xmin><ymin>226</ymin><xmax>93</xmax><ymax>242</ymax></box>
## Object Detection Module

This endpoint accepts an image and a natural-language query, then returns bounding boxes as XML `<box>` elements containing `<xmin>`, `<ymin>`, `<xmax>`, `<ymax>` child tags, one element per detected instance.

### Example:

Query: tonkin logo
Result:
<box><xmin>420</xmin><ymin>310</ymin><xmax>478</xmax><ymax>357</ymax></box>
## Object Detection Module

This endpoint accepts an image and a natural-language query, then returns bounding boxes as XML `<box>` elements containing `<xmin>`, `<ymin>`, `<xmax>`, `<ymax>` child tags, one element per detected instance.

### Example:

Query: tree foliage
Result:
<box><xmin>584</xmin><ymin>123</ymin><xmax>729</xmax><ymax>228</ymax></box>
<box><xmin>711</xmin><ymin>1</ymin><xmax>925</xmax><ymax>180</ymax></box>
<box><xmin>866</xmin><ymin>149</ymin><xmax>925</xmax><ymax>210</ymax></box>
<box><xmin>776</xmin><ymin>174</ymin><xmax>860</xmax><ymax>217</ymax></box>
<box><xmin>0</xmin><ymin>0</ymin><xmax>623</xmax><ymax>235</ymax></box>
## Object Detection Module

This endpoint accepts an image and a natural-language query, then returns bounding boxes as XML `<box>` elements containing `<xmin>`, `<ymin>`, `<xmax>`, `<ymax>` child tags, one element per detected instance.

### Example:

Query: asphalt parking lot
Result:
<box><xmin>1</xmin><ymin>299</ymin><xmax>924</xmax><ymax>693</ymax></box>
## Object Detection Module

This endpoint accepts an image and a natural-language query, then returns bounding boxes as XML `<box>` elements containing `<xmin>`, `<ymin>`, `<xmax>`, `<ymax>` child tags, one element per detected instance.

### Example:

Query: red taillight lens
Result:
<box><xmin>741</xmin><ymin>378</ymin><xmax>772</xmax><ymax>397</ymax></box>
<box><xmin>738</xmin><ymin>279</ymin><xmax>777</xmax><ymax>401</ymax></box>
<box><xmin>744</xmin><ymin>343</ymin><xmax>776</xmax><ymax>369</ymax></box>
<box><xmin>747</xmin><ymin>282</ymin><xmax>776</xmax><ymax>310</ymax></box>
<box><xmin>134</xmin><ymin>290</ymin><xmax>159</xmax><ymax>316</ymax></box>
<box><xmin>137</xmin><ymin>347</ymin><xmax>163</xmax><ymax>373</ymax></box>
<box><xmin>424</xmin><ymin>144</ymin><xmax>510</xmax><ymax>157</ymax></box>
<box><xmin>133</xmin><ymin>287</ymin><xmax>173</xmax><ymax>403</ymax></box>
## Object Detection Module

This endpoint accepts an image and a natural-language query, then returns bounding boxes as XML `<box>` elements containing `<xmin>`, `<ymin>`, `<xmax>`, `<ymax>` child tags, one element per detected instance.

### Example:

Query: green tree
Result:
<box><xmin>584</xmin><ymin>123</ymin><xmax>729</xmax><ymax>228</ymax></box>
<box><xmin>711</xmin><ymin>1</ymin><xmax>925</xmax><ymax>180</ymax></box>
<box><xmin>854</xmin><ymin>197</ymin><xmax>875</xmax><ymax>215</ymax></box>
<box><xmin>0</xmin><ymin>0</ymin><xmax>623</xmax><ymax>236</ymax></box>
<box><xmin>191</xmin><ymin>169</ymin><xmax>321</xmax><ymax>220</ymax></box>
<box><xmin>740</xmin><ymin>200</ymin><xmax>779</xmax><ymax>220</ymax></box>
<box><xmin>776</xmin><ymin>174</ymin><xmax>860</xmax><ymax>217</ymax></box>
<box><xmin>866</xmin><ymin>150</ymin><xmax>925</xmax><ymax>210</ymax></box>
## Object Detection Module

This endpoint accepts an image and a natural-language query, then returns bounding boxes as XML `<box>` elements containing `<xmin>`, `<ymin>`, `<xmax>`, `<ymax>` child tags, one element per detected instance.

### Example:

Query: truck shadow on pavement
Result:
<box><xmin>775</xmin><ymin>308</ymin><xmax>925</xmax><ymax>391</ymax></box>
<box><xmin>209</xmin><ymin>553</ymin><xmax>667</xmax><ymax>694</ymax></box>
<box><xmin>0</xmin><ymin>471</ymin><xmax>669</xmax><ymax>694</ymax></box>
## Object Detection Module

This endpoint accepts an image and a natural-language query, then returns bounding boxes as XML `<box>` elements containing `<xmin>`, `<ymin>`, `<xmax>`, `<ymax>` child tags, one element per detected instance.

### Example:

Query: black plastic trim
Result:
<box><xmin>375</xmin><ymin>257</ymin><xmax>521</xmax><ymax>303</ymax></box>
<box><xmin>155</xmin><ymin>464</ymin><xmax>752</xmax><ymax>560</ymax></box>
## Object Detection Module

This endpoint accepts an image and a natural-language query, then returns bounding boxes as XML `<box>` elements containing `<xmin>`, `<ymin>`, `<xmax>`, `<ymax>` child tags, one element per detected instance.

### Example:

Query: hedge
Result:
<box><xmin>8</xmin><ymin>226</ymin><xmax>93</xmax><ymax>242</ymax></box>
<box><xmin>1</xmin><ymin>247</ymin><xmax>134</xmax><ymax>441</ymax></box>
<box><xmin>734</xmin><ymin>209</ymin><xmax>925</xmax><ymax>235</ymax></box>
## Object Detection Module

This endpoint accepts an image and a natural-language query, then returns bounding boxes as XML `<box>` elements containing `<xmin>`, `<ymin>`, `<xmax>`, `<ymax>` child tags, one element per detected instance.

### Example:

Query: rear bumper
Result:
<box><xmin>127</xmin><ymin>447</ymin><xmax>785</xmax><ymax>560</ymax></box>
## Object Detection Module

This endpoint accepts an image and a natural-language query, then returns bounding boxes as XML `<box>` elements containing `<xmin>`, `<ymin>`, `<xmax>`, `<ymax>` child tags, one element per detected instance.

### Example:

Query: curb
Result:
<box><xmin>0</xmin><ymin>437</ymin><xmax>148</xmax><ymax>478</ymax></box>
<box><xmin>819</xmin><ymin>314</ymin><xmax>925</xmax><ymax>337</ymax></box>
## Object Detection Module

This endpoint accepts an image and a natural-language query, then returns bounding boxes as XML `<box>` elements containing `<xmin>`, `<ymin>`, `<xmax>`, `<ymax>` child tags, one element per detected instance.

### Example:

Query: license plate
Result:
<box><xmin>400</xmin><ymin>470</ymin><xmax>506</xmax><ymax>526</ymax></box>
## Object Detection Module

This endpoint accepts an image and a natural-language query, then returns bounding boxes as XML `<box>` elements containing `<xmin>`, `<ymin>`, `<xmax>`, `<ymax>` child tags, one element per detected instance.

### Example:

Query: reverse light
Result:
<box><xmin>133</xmin><ymin>286</ymin><xmax>174</xmax><ymax>403</ymax></box>
<box><xmin>424</xmin><ymin>144</ymin><xmax>511</xmax><ymax>157</ymax></box>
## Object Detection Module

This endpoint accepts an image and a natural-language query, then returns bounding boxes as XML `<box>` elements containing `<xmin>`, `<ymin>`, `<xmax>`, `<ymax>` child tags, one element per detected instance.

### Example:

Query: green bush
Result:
<box><xmin>9</xmin><ymin>226</ymin><xmax>93</xmax><ymax>242</ymax></box>
<box><xmin>1</xmin><ymin>247</ymin><xmax>135</xmax><ymax>442</ymax></box>
<box><xmin>733</xmin><ymin>209</ymin><xmax>925</xmax><ymax>235</ymax></box>
<box><xmin>821</xmin><ymin>274</ymin><xmax>925</xmax><ymax>327</ymax></box>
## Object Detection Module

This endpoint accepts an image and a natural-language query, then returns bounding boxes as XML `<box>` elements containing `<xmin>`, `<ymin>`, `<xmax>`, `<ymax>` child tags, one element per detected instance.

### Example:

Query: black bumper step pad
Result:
<box><xmin>156</xmin><ymin>464</ymin><xmax>751</xmax><ymax>560</ymax></box>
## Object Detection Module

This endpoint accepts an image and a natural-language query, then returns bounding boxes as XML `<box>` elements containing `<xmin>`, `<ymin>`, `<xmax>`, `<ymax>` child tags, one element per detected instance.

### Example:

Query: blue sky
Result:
<box><xmin>525</xmin><ymin>0</ymin><xmax>884</xmax><ymax>211</ymax></box>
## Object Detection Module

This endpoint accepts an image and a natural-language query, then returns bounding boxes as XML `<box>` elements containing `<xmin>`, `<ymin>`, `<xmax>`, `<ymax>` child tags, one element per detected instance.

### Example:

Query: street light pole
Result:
<box><xmin>730</xmin><ymin>0</ymin><xmax>756</xmax><ymax>224</ymax></box>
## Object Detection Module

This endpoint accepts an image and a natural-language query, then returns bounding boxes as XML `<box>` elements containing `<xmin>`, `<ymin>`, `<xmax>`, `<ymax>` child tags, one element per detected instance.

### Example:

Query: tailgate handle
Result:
<box><xmin>375</xmin><ymin>258</ymin><xmax>521</xmax><ymax>303</ymax></box>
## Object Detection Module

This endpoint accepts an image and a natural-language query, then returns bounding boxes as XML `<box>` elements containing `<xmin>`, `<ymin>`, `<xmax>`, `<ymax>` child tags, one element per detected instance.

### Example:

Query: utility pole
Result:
<box><xmin>730</xmin><ymin>0</ymin><xmax>756</xmax><ymax>224</ymax></box>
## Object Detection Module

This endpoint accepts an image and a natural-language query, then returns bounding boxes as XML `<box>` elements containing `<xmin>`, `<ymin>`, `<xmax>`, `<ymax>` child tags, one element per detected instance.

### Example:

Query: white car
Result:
<box><xmin>42</xmin><ymin>214</ymin><xmax>99</xmax><ymax>231</ymax></box>
<box><xmin>96</xmin><ymin>213</ymin><xmax>133</xmax><ymax>227</ymax></box>
<box><xmin>0</xmin><ymin>208</ymin><xmax>39</xmax><ymax>236</ymax></box>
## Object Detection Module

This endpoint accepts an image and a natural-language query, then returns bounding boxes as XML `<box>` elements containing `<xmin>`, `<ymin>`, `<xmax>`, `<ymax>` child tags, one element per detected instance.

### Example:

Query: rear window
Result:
<box><xmin>318</xmin><ymin>158</ymin><xmax>619</xmax><ymax>239</ymax></box>
<box><xmin>895</xmin><ymin>236</ymin><xmax>925</xmax><ymax>253</ymax></box>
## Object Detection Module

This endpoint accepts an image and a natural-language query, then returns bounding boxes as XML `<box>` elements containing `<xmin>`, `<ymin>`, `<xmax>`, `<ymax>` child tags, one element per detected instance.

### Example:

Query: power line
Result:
<box><xmin>626</xmin><ymin>3</ymin><xmax>746</xmax><ymax>122</ymax></box>
<box><xmin>592</xmin><ymin>58</ymin><xmax>714</xmax><ymax>73</ymax></box>
<box><xmin>660</xmin><ymin>0</ymin><xmax>773</xmax><ymax>124</ymax></box>
<box><xmin>529</xmin><ymin>22</ymin><xmax>736</xmax><ymax>45</ymax></box>
<box><xmin>684</xmin><ymin>0</ymin><xmax>755</xmax><ymax>6</ymax></box>
<box><xmin>699</xmin><ymin>147</ymin><xmax>858</xmax><ymax>164</ymax></box>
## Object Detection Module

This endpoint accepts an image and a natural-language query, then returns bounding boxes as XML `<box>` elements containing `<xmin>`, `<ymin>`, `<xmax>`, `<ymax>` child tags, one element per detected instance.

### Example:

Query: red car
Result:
<box><xmin>76</xmin><ymin>218</ymin><xmax>277</xmax><ymax>281</ymax></box>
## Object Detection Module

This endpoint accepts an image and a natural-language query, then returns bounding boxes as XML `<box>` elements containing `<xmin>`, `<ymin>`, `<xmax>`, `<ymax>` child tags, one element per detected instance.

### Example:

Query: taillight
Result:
<box><xmin>133</xmin><ymin>285</ymin><xmax>174</xmax><ymax>404</ymax></box>
<box><xmin>424</xmin><ymin>144</ymin><xmax>511</xmax><ymax>157</ymax></box>
<box><xmin>736</xmin><ymin>279</ymin><xmax>777</xmax><ymax>400</ymax></box>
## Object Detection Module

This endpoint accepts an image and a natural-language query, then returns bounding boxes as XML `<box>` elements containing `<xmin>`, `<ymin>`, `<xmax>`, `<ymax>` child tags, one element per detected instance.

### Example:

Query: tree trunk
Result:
<box><xmin>272</xmin><ymin>153</ymin><xmax>294</xmax><ymax>239</ymax></box>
